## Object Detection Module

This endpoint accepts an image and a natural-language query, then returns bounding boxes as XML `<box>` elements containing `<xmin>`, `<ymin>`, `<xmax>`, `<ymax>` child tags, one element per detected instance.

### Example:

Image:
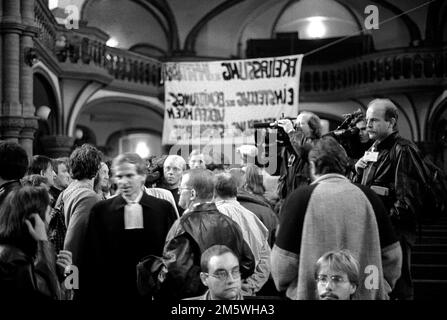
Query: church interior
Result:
<box><xmin>0</xmin><ymin>0</ymin><xmax>447</xmax><ymax>300</ymax></box>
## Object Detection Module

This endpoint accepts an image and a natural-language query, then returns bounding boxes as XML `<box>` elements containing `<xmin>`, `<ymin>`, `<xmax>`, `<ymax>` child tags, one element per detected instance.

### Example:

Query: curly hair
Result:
<box><xmin>69</xmin><ymin>144</ymin><xmax>102</xmax><ymax>180</ymax></box>
<box><xmin>0</xmin><ymin>141</ymin><xmax>29</xmax><ymax>180</ymax></box>
<box><xmin>21</xmin><ymin>174</ymin><xmax>50</xmax><ymax>187</ymax></box>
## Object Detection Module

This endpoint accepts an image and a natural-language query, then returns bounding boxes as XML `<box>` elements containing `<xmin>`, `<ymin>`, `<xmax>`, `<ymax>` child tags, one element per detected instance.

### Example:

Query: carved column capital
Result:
<box><xmin>0</xmin><ymin>116</ymin><xmax>25</xmax><ymax>140</ymax></box>
<box><xmin>40</xmin><ymin>135</ymin><xmax>75</xmax><ymax>157</ymax></box>
<box><xmin>21</xmin><ymin>117</ymin><xmax>39</xmax><ymax>137</ymax></box>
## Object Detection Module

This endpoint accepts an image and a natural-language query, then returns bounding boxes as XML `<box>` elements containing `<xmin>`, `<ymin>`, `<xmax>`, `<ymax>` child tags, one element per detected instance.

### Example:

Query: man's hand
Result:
<box><xmin>56</xmin><ymin>250</ymin><xmax>73</xmax><ymax>275</ymax></box>
<box><xmin>355</xmin><ymin>157</ymin><xmax>368</xmax><ymax>174</ymax></box>
<box><xmin>276</xmin><ymin>119</ymin><xmax>295</xmax><ymax>133</ymax></box>
<box><xmin>25</xmin><ymin>213</ymin><xmax>48</xmax><ymax>241</ymax></box>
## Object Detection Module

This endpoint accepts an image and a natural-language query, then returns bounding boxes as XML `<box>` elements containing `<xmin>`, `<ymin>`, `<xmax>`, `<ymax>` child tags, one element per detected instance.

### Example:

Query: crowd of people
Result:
<box><xmin>0</xmin><ymin>98</ymin><xmax>431</xmax><ymax>300</ymax></box>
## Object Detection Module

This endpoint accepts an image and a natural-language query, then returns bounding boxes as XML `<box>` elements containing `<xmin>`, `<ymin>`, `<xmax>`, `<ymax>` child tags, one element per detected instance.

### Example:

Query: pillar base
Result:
<box><xmin>40</xmin><ymin>135</ymin><xmax>75</xmax><ymax>158</ymax></box>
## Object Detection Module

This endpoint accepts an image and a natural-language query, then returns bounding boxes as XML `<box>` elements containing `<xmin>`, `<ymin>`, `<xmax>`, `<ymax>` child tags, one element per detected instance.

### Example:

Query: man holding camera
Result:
<box><xmin>276</xmin><ymin>112</ymin><xmax>322</xmax><ymax>205</ymax></box>
<box><xmin>355</xmin><ymin>98</ymin><xmax>425</xmax><ymax>300</ymax></box>
<box><xmin>325</xmin><ymin>110</ymin><xmax>372</xmax><ymax>162</ymax></box>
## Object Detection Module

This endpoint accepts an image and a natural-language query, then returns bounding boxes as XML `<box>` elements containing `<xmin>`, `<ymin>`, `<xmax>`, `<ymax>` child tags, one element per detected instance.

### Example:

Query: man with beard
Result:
<box><xmin>315</xmin><ymin>250</ymin><xmax>360</xmax><ymax>300</ymax></box>
<box><xmin>160</xmin><ymin>155</ymin><xmax>186</xmax><ymax>216</ymax></box>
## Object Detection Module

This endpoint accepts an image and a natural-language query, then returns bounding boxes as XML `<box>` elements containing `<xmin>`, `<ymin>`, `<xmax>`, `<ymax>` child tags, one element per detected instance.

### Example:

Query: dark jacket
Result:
<box><xmin>278</xmin><ymin>129</ymin><xmax>317</xmax><ymax>200</ymax></box>
<box><xmin>160</xmin><ymin>202</ymin><xmax>255</xmax><ymax>300</ymax></box>
<box><xmin>82</xmin><ymin>192</ymin><xmax>177</xmax><ymax>301</ymax></box>
<box><xmin>237</xmin><ymin>190</ymin><xmax>279</xmax><ymax>246</ymax></box>
<box><xmin>0</xmin><ymin>241</ymin><xmax>61</xmax><ymax>300</ymax></box>
<box><xmin>355</xmin><ymin>132</ymin><xmax>425</xmax><ymax>236</ymax></box>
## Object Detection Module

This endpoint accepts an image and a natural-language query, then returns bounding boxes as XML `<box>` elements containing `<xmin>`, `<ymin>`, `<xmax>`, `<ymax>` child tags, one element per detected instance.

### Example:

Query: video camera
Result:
<box><xmin>337</xmin><ymin>108</ymin><xmax>364</xmax><ymax>130</ymax></box>
<box><xmin>324</xmin><ymin>108</ymin><xmax>363</xmax><ymax>139</ymax></box>
<box><xmin>253</xmin><ymin>113</ymin><xmax>295</xmax><ymax>146</ymax></box>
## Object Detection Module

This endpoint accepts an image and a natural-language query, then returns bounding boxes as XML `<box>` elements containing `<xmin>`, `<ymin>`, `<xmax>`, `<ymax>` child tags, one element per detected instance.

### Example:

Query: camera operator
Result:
<box><xmin>275</xmin><ymin>111</ymin><xmax>322</xmax><ymax>208</ymax></box>
<box><xmin>324</xmin><ymin>111</ymin><xmax>373</xmax><ymax>179</ymax></box>
<box><xmin>351</xmin><ymin>115</ymin><xmax>373</xmax><ymax>158</ymax></box>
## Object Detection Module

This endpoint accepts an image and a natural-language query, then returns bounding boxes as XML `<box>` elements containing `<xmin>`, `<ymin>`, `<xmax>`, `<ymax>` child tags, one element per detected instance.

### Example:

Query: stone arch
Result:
<box><xmin>426</xmin><ymin>91</ymin><xmax>447</xmax><ymax>142</ymax></box>
<box><xmin>81</xmin><ymin>96</ymin><xmax>164</xmax><ymax>119</ymax></box>
<box><xmin>67</xmin><ymin>90</ymin><xmax>164</xmax><ymax>137</ymax></box>
<box><xmin>70</xmin><ymin>94</ymin><xmax>164</xmax><ymax>156</ymax></box>
<box><xmin>183</xmin><ymin>0</ymin><xmax>245</xmax><ymax>53</ymax></box>
<box><xmin>33</xmin><ymin>70</ymin><xmax>62</xmax><ymax>155</ymax></box>
<box><xmin>33</xmin><ymin>65</ymin><xmax>62</xmax><ymax>134</ymax></box>
<box><xmin>425</xmin><ymin>91</ymin><xmax>447</xmax><ymax>169</ymax></box>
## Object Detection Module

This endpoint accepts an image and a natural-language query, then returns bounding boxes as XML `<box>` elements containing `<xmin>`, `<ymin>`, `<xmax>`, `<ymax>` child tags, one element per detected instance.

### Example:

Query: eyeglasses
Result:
<box><xmin>316</xmin><ymin>275</ymin><xmax>349</xmax><ymax>286</ymax></box>
<box><xmin>206</xmin><ymin>268</ymin><xmax>241</xmax><ymax>281</ymax></box>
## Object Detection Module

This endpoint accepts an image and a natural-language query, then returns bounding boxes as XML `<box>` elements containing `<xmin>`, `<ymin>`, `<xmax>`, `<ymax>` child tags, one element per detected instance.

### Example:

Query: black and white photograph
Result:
<box><xmin>0</xmin><ymin>0</ymin><xmax>446</xmax><ymax>316</ymax></box>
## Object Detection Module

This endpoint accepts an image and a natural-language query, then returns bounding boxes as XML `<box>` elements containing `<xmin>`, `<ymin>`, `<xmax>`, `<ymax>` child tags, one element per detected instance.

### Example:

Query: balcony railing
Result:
<box><xmin>35</xmin><ymin>0</ymin><xmax>445</xmax><ymax>96</ymax></box>
<box><xmin>35</xmin><ymin>0</ymin><xmax>57</xmax><ymax>52</ymax></box>
<box><xmin>34</xmin><ymin>0</ymin><xmax>162</xmax><ymax>88</ymax></box>
<box><xmin>54</xmin><ymin>36</ymin><xmax>162</xmax><ymax>87</ymax></box>
<box><xmin>300</xmin><ymin>46</ymin><xmax>447</xmax><ymax>95</ymax></box>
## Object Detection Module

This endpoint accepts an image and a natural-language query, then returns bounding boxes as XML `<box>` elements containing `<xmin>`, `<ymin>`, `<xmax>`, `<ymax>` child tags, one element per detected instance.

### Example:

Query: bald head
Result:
<box><xmin>366</xmin><ymin>99</ymin><xmax>398</xmax><ymax>141</ymax></box>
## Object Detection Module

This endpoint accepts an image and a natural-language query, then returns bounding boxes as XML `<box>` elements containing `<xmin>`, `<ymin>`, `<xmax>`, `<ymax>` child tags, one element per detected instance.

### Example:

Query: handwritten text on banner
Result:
<box><xmin>162</xmin><ymin>54</ymin><xmax>303</xmax><ymax>145</ymax></box>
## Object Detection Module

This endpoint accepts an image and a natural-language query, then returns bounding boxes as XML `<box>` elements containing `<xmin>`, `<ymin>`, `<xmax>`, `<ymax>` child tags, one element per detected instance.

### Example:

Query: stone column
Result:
<box><xmin>20</xmin><ymin>0</ymin><xmax>39</xmax><ymax>156</ymax></box>
<box><xmin>21</xmin><ymin>0</ymin><xmax>37</xmax><ymax>118</ymax></box>
<box><xmin>20</xmin><ymin>117</ymin><xmax>38</xmax><ymax>157</ymax></box>
<box><xmin>1</xmin><ymin>0</ymin><xmax>24</xmax><ymax>143</ymax></box>
<box><xmin>40</xmin><ymin>135</ymin><xmax>75</xmax><ymax>158</ymax></box>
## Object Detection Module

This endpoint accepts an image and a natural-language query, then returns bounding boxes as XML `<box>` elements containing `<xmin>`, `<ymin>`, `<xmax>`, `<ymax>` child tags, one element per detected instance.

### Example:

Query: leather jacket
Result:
<box><xmin>355</xmin><ymin>132</ymin><xmax>425</xmax><ymax>235</ymax></box>
<box><xmin>160</xmin><ymin>202</ymin><xmax>255</xmax><ymax>299</ymax></box>
<box><xmin>0</xmin><ymin>241</ymin><xmax>61</xmax><ymax>300</ymax></box>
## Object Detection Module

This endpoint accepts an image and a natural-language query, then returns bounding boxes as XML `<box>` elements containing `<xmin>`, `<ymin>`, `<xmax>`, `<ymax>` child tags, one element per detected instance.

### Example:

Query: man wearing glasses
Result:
<box><xmin>186</xmin><ymin>245</ymin><xmax>243</xmax><ymax>300</ymax></box>
<box><xmin>315</xmin><ymin>250</ymin><xmax>360</xmax><ymax>300</ymax></box>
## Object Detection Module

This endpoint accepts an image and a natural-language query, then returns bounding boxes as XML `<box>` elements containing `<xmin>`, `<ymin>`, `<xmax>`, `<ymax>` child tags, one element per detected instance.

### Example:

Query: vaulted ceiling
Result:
<box><xmin>54</xmin><ymin>0</ymin><xmax>446</xmax><ymax>59</ymax></box>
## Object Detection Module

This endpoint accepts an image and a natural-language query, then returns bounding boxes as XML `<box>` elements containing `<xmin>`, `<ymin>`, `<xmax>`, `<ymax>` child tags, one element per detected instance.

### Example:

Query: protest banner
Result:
<box><xmin>162</xmin><ymin>54</ymin><xmax>303</xmax><ymax>147</ymax></box>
